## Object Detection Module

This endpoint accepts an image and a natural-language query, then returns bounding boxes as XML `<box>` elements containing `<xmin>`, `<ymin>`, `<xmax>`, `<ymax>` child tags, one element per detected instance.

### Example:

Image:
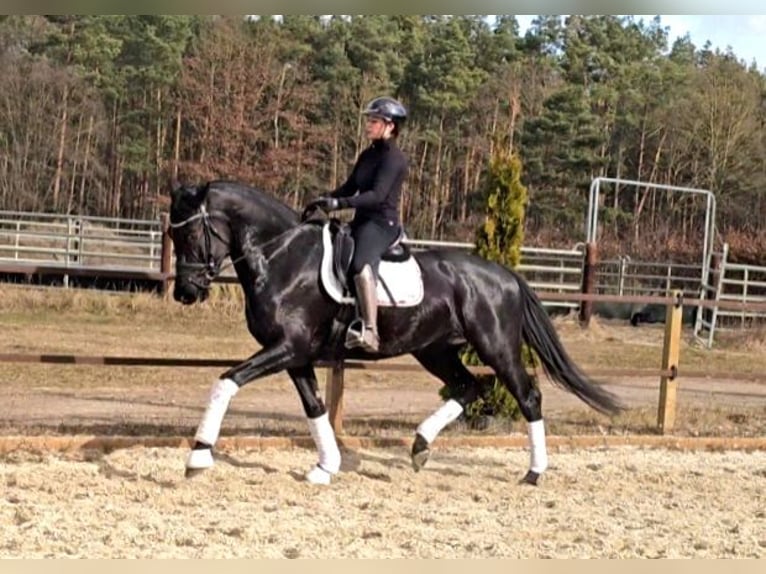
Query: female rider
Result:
<box><xmin>306</xmin><ymin>96</ymin><xmax>409</xmax><ymax>353</ymax></box>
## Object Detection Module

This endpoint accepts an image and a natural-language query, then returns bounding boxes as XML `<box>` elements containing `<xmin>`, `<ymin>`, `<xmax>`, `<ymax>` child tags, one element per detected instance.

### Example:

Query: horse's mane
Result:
<box><xmin>206</xmin><ymin>180</ymin><xmax>300</xmax><ymax>224</ymax></box>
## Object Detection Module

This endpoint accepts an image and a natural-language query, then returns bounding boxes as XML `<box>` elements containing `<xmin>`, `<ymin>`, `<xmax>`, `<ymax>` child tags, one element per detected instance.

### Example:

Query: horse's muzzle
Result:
<box><xmin>174</xmin><ymin>279</ymin><xmax>209</xmax><ymax>305</ymax></box>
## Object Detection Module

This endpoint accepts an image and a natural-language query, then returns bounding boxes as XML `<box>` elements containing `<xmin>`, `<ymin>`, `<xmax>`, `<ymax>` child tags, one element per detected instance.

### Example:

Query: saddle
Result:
<box><xmin>330</xmin><ymin>220</ymin><xmax>411</xmax><ymax>294</ymax></box>
<box><xmin>319</xmin><ymin>220</ymin><xmax>424</xmax><ymax>308</ymax></box>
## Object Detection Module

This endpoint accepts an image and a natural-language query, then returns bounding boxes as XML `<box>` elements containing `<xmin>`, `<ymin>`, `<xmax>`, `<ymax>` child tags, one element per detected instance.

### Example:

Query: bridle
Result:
<box><xmin>169</xmin><ymin>197</ymin><xmax>305</xmax><ymax>291</ymax></box>
<box><xmin>168</xmin><ymin>203</ymin><xmax>238</xmax><ymax>289</ymax></box>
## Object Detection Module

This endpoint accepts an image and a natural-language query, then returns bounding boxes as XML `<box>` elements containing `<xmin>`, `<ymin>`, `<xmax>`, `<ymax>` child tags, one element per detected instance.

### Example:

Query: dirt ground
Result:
<box><xmin>0</xmin><ymin>368</ymin><xmax>765</xmax><ymax>439</ymax></box>
<box><xmin>0</xmin><ymin>445</ymin><xmax>764</xmax><ymax>558</ymax></box>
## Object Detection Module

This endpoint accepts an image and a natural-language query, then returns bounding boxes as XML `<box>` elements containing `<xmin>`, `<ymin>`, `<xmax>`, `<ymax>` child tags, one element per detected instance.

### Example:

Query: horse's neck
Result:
<box><xmin>233</xmin><ymin>209</ymin><xmax>296</xmax><ymax>246</ymax></box>
<box><xmin>263</xmin><ymin>224</ymin><xmax>321</xmax><ymax>262</ymax></box>
<box><xmin>232</xmin><ymin>254</ymin><xmax>265</xmax><ymax>297</ymax></box>
<box><xmin>222</xmin><ymin>198</ymin><xmax>295</xmax><ymax>277</ymax></box>
<box><xmin>209</xmin><ymin>182</ymin><xmax>297</xmax><ymax>244</ymax></box>
<box><xmin>215</xmin><ymin>186</ymin><xmax>318</xmax><ymax>298</ymax></box>
<box><xmin>228</xmin><ymin>240</ymin><xmax>268</xmax><ymax>310</ymax></box>
<box><xmin>233</xmin><ymin>224</ymin><xmax>319</xmax><ymax>281</ymax></box>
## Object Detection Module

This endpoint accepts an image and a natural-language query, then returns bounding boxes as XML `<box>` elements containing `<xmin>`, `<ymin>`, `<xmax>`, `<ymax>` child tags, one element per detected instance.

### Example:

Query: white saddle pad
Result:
<box><xmin>319</xmin><ymin>224</ymin><xmax>424</xmax><ymax>307</ymax></box>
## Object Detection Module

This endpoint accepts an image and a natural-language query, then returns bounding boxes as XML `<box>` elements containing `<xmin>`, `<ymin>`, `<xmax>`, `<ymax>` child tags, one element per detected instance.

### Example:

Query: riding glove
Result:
<box><xmin>308</xmin><ymin>196</ymin><xmax>347</xmax><ymax>212</ymax></box>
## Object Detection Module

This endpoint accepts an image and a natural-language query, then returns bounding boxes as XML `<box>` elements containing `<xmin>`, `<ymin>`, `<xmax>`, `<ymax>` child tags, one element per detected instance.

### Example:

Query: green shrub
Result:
<box><xmin>441</xmin><ymin>148</ymin><xmax>536</xmax><ymax>426</ymax></box>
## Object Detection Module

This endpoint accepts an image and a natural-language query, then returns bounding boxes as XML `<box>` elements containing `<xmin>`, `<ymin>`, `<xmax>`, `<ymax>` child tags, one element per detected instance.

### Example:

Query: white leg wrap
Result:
<box><xmin>416</xmin><ymin>399</ymin><xmax>464</xmax><ymax>444</ymax></box>
<box><xmin>528</xmin><ymin>419</ymin><xmax>548</xmax><ymax>474</ymax></box>
<box><xmin>194</xmin><ymin>378</ymin><xmax>239</xmax><ymax>446</ymax></box>
<box><xmin>306</xmin><ymin>413</ymin><xmax>341</xmax><ymax>475</ymax></box>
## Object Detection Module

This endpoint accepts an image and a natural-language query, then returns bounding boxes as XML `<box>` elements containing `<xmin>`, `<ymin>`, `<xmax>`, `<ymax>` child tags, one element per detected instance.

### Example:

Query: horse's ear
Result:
<box><xmin>187</xmin><ymin>183</ymin><xmax>209</xmax><ymax>209</ymax></box>
<box><xmin>170</xmin><ymin>180</ymin><xmax>208</xmax><ymax>210</ymax></box>
<box><xmin>169</xmin><ymin>176</ymin><xmax>184</xmax><ymax>205</ymax></box>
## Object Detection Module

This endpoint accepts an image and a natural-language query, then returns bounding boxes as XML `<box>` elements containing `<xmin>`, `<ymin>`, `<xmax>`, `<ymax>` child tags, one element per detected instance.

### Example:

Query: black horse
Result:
<box><xmin>168</xmin><ymin>180</ymin><xmax>623</xmax><ymax>486</ymax></box>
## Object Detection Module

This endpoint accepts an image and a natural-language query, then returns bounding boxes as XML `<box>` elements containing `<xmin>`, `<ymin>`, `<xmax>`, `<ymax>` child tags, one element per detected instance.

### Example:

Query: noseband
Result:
<box><xmin>169</xmin><ymin>203</ymin><xmax>229</xmax><ymax>288</ymax></box>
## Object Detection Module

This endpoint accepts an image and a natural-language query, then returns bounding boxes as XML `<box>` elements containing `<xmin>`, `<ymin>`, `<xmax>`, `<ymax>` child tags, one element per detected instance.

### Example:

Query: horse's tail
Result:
<box><xmin>517</xmin><ymin>276</ymin><xmax>624</xmax><ymax>416</ymax></box>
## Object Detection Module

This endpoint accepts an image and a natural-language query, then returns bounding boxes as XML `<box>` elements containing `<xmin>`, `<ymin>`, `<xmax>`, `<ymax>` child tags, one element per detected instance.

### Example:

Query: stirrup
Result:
<box><xmin>345</xmin><ymin>319</ymin><xmax>379</xmax><ymax>351</ymax></box>
<box><xmin>344</xmin><ymin>319</ymin><xmax>365</xmax><ymax>349</ymax></box>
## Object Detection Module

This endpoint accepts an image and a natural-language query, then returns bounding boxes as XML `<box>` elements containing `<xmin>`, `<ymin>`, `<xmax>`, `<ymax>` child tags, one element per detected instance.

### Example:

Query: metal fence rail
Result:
<box><xmin>0</xmin><ymin>211</ymin><xmax>162</xmax><ymax>271</ymax></box>
<box><xmin>596</xmin><ymin>258</ymin><xmax>704</xmax><ymax>297</ymax></box>
<box><xmin>718</xmin><ymin>261</ymin><xmax>766</xmax><ymax>326</ymax></box>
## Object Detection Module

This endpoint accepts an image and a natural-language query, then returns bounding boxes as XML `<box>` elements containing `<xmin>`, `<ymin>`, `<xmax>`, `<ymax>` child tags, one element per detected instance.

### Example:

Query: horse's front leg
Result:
<box><xmin>287</xmin><ymin>365</ymin><xmax>341</xmax><ymax>485</ymax></box>
<box><xmin>185</xmin><ymin>342</ymin><xmax>295</xmax><ymax>477</ymax></box>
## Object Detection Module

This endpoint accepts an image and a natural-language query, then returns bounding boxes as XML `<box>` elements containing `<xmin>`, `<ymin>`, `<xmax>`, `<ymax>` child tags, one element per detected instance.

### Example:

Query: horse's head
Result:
<box><xmin>168</xmin><ymin>182</ymin><xmax>233</xmax><ymax>305</ymax></box>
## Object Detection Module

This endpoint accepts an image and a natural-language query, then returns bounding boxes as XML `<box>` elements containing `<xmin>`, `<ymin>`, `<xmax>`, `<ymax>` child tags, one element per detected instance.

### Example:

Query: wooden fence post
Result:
<box><xmin>159</xmin><ymin>212</ymin><xmax>172</xmax><ymax>297</ymax></box>
<box><xmin>324</xmin><ymin>364</ymin><xmax>345</xmax><ymax>435</ymax></box>
<box><xmin>658</xmin><ymin>290</ymin><xmax>683</xmax><ymax>433</ymax></box>
<box><xmin>579</xmin><ymin>242</ymin><xmax>599</xmax><ymax>326</ymax></box>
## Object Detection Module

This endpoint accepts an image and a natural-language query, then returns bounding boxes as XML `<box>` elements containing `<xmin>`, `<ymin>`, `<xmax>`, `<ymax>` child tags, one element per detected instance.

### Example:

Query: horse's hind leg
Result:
<box><xmin>410</xmin><ymin>345</ymin><xmax>482</xmax><ymax>471</ymax></box>
<box><xmin>471</xmin><ymin>334</ymin><xmax>547</xmax><ymax>485</ymax></box>
<box><xmin>500</xmin><ymin>356</ymin><xmax>547</xmax><ymax>486</ymax></box>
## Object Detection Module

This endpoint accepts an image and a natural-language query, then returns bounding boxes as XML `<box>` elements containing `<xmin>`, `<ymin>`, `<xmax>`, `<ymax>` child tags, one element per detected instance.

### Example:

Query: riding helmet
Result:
<box><xmin>362</xmin><ymin>97</ymin><xmax>408</xmax><ymax>125</ymax></box>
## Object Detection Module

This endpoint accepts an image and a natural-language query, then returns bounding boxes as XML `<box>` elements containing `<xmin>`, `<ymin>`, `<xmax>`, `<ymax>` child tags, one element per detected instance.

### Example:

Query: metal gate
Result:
<box><xmin>693</xmin><ymin>243</ymin><xmax>729</xmax><ymax>347</ymax></box>
<box><xmin>586</xmin><ymin>177</ymin><xmax>718</xmax><ymax>331</ymax></box>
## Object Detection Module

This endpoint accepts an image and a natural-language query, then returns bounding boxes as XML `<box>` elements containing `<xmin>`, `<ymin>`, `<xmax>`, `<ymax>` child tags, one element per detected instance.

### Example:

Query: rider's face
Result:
<box><xmin>365</xmin><ymin>116</ymin><xmax>394</xmax><ymax>140</ymax></box>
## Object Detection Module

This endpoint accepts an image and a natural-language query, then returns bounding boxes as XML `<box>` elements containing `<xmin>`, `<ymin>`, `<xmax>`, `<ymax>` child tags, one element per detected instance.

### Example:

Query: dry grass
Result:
<box><xmin>5</xmin><ymin>284</ymin><xmax>766</xmax><ymax>373</ymax></box>
<box><xmin>0</xmin><ymin>282</ymin><xmax>245</xmax><ymax>322</ymax></box>
<box><xmin>551</xmin><ymin>313</ymin><xmax>766</xmax><ymax>377</ymax></box>
<box><xmin>715</xmin><ymin>324</ymin><xmax>766</xmax><ymax>352</ymax></box>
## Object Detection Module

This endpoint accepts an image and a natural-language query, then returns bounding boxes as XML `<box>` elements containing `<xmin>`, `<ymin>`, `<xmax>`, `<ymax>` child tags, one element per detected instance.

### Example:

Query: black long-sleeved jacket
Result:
<box><xmin>330</xmin><ymin>138</ymin><xmax>408</xmax><ymax>226</ymax></box>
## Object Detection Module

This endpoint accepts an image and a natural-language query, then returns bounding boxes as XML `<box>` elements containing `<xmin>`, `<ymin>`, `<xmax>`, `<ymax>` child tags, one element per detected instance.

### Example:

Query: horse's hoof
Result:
<box><xmin>520</xmin><ymin>470</ymin><xmax>540</xmax><ymax>486</ymax></box>
<box><xmin>411</xmin><ymin>433</ymin><xmax>430</xmax><ymax>472</ymax></box>
<box><xmin>305</xmin><ymin>465</ymin><xmax>333</xmax><ymax>485</ymax></box>
<box><xmin>411</xmin><ymin>448</ymin><xmax>431</xmax><ymax>472</ymax></box>
<box><xmin>185</xmin><ymin>445</ymin><xmax>214</xmax><ymax>478</ymax></box>
<box><xmin>184</xmin><ymin>467</ymin><xmax>207</xmax><ymax>479</ymax></box>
